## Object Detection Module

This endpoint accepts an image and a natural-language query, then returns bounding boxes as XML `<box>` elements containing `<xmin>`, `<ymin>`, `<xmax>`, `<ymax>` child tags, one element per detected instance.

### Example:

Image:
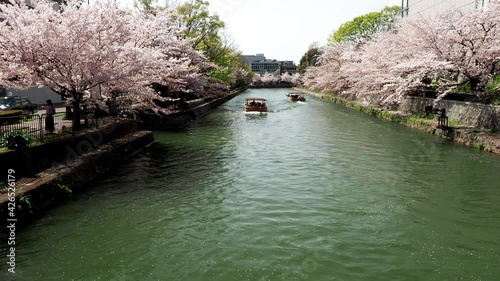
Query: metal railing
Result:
<box><xmin>0</xmin><ymin>114</ymin><xmax>44</xmax><ymax>143</ymax></box>
<box><xmin>0</xmin><ymin>110</ymin><xmax>107</xmax><ymax>145</ymax></box>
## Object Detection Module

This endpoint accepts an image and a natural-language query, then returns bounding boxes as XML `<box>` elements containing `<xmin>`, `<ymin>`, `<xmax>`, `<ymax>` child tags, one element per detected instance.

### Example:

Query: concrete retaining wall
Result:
<box><xmin>0</xmin><ymin>120</ymin><xmax>139</xmax><ymax>178</ymax></box>
<box><xmin>0</xmin><ymin>129</ymin><xmax>154</xmax><ymax>230</ymax></box>
<box><xmin>191</xmin><ymin>90</ymin><xmax>244</xmax><ymax>118</ymax></box>
<box><xmin>400</xmin><ymin>96</ymin><xmax>500</xmax><ymax>130</ymax></box>
<box><xmin>139</xmin><ymin>87</ymin><xmax>247</xmax><ymax>130</ymax></box>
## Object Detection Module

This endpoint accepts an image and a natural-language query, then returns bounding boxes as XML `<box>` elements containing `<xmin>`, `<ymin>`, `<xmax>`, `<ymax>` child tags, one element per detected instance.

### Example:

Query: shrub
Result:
<box><xmin>0</xmin><ymin>130</ymin><xmax>33</xmax><ymax>150</ymax></box>
<box><xmin>475</xmin><ymin>142</ymin><xmax>485</xmax><ymax>151</ymax></box>
<box><xmin>455</xmin><ymin>82</ymin><xmax>472</xmax><ymax>93</ymax></box>
<box><xmin>0</xmin><ymin>110</ymin><xmax>22</xmax><ymax>118</ymax></box>
<box><xmin>380</xmin><ymin>110</ymin><xmax>392</xmax><ymax>119</ymax></box>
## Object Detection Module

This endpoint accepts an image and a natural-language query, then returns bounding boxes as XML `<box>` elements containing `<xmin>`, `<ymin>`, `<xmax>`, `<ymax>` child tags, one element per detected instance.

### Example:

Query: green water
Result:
<box><xmin>2</xmin><ymin>88</ymin><xmax>500</xmax><ymax>281</ymax></box>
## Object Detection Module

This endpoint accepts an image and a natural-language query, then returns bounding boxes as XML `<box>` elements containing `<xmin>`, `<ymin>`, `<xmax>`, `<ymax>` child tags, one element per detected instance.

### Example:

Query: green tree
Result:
<box><xmin>134</xmin><ymin>0</ymin><xmax>167</xmax><ymax>12</ymax></box>
<box><xmin>133</xmin><ymin>0</ymin><xmax>180</xmax><ymax>12</ymax></box>
<box><xmin>176</xmin><ymin>0</ymin><xmax>226</xmax><ymax>61</ymax></box>
<box><xmin>175</xmin><ymin>0</ymin><xmax>249</xmax><ymax>86</ymax></box>
<box><xmin>297</xmin><ymin>43</ymin><xmax>323</xmax><ymax>74</ymax></box>
<box><xmin>328</xmin><ymin>6</ymin><xmax>401</xmax><ymax>45</ymax></box>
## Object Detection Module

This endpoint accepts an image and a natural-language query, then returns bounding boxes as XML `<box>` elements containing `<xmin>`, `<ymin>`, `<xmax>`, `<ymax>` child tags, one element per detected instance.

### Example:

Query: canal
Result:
<box><xmin>2</xmin><ymin>88</ymin><xmax>500</xmax><ymax>280</ymax></box>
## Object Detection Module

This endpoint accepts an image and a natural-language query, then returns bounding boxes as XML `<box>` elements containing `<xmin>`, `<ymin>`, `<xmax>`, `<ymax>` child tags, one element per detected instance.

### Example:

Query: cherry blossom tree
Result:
<box><xmin>303</xmin><ymin>43</ymin><xmax>356</xmax><ymax>96</ymax></box>
<box><xmin>279</xmin><ymin>72</ymin><xmax>301</xmax><ymax>86</ymax></box>
<box><xmin>280</xmin><ymin>72</ymin><xmax>293</xmax><ymax>84</ymax></box>
<box><xmin>229</xmin><ymin>66</ymin><xmax>249</xmax><ymax>88</ymax></box>
<box><xmin>261</xmin><ymin>72</ymin><xmax>278</xmax><ymax>85</ymax></box>
<box><xmin>0</xmin><ymin>0</ymin><xmax>208</xmax><ymax>127</ymax></box>
<box><xmin>252</xmin><ymin>73</ymin><xmax>262</xmax><ymax>85</ymax></box>
<box><xmin>400</xmin><ymin>5</ymin><xmax>500</xmax><ymax>102</ymax></box>
<box><xmin>107</xmin><ymin>8</ymin><xmax>209</xmax><ymax>107</ymax></box>
<box><xmin>0</xmin><ymin>0</ymin><xmax>145</xmax><ymax>127</ymax></box>
<box><xmin>291</xmin><ymin>73</ymin><xmax>302</xmax><ymax>86</ymax></box>
<box><xmin>305</xmin><ymin>0</ymin><xmax>500</xmax><ymax>107</ymax></box>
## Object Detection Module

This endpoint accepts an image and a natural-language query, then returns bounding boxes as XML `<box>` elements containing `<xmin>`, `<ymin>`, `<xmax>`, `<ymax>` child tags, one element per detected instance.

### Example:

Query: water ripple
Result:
<box><xmin>3</xmin><ymin>89</ymin><xmax>500</xmax><ymax>281</ymax></box>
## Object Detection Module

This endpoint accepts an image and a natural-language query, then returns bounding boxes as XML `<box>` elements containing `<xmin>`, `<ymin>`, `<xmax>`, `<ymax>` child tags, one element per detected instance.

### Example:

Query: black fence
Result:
<box><xmin>0</xmin><ymin>114</ymin><xmax>44</xmax><ymax>143</ymax></box>
<box><xmin>0</xmin><ymin>110</ymin><xmax>105</xmax><ymax>145</ymax></box>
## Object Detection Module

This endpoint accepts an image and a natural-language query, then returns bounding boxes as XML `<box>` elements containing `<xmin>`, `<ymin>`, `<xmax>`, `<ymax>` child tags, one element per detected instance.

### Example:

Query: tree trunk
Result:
<box><xmin>470</xmin><ymin>77</ymin><xmax>482</xmax><ymax>91</ymax></box>
<box><xmin>72</xmin><ymin>99</ymin><xmax>81</xmax><ymax>131</ymax></box>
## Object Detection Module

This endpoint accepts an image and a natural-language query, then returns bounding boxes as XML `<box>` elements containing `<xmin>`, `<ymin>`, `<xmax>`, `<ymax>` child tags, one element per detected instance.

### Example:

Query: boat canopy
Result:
<box><xmin>245</xmin><ymin>98</ymin><xmax>267</xmax><ymax>101</ymax></box>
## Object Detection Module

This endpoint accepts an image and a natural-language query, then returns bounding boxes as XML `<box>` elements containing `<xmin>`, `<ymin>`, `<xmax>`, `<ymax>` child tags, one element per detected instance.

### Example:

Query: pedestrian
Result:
<box><xmin>42</xmin><ymin>99</ymin><xmax>55</xmax><ymax>134</ymax></box>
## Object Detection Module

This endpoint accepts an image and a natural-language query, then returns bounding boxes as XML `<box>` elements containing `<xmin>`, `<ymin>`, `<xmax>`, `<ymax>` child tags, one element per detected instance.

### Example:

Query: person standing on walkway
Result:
<box><xmin>42</xmin><ymin>99</ymin><xmax>55</xmax><ymax>134</ymax></box>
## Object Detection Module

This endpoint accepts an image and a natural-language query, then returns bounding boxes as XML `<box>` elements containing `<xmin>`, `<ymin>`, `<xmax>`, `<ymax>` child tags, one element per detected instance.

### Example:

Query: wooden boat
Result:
<box><xmin>286</xmin><ymin>92</ymin><xmax>306</xmax><ymax>102</ymax></box>
<box><xmin>245</xmin><ymin>98</ymin><xmax>267</xmax><ymax>113</ymax></box>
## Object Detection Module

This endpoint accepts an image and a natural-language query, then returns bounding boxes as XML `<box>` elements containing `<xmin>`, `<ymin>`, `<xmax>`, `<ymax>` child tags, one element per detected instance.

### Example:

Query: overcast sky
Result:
<box><xmin>123</xmin><ymin>0</ymin><xmax>401</xmax><ymax>63</ymax></box>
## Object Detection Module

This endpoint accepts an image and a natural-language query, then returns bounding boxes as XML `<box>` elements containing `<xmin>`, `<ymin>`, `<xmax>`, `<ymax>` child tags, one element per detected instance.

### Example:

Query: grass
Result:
<box><xmin>486</xmin><ymin>75</ymin><xmax>500</xmax><ymax>92</ymax></box>
<box><xmin>475</xmin><ymin>142</ymin><xmax>485</xmax><ymax>151</ymax></box>
<box><xmin>455</xmin><ymin>82</ymin><xmax>472</xmax><ymax>93</ymax></box>
<box><xmin>485</xmin><ymin>75</ymin><xmax>500</xmax><ymax>105</ymax></box>
<box><xmin>407</xmin><ymin>116</ymin><xmax>431</xmax><ymax>127</ymax></box>
<box><xmin>379</xmin><ymin>110</ymin><xmax>403</xmax><ymax>122</ymax></box>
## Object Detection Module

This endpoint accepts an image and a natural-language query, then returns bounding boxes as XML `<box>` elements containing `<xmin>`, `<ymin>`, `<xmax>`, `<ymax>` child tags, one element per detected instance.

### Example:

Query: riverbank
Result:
<box><xmin>138</xmin><ymin>87</ymin><xmax>247</xmax><ymax>130</ymax></box>
<box><xmin>294</xmin><ymin>88</ymin><xmax>500</xmax><ymax>155</ymax></box>
<box><xmin>0</xmin><ymin>121</ymin><xmax>154</xmax><ymax>231</ymax></box>
<box><xmin>190</xmin><ymin>87</ymin><xmax>248</xmax><ymax>118</ymax></box>
<box><xmin>0</xmin><ymin>88</ymin><xmax>246</xmax><ymax>231</ymax></box>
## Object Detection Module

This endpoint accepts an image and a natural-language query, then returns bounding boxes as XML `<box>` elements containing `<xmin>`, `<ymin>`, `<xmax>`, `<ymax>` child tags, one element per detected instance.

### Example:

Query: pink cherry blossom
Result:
<box><xmin>0</xmin><ymin>0</ymin><xmax>210</xmax><ymax>119</ymax></box>
<box><xmin>304</xmin><ymin>0</ymin><xmax>500</xmax><ymax>107</ymax></box>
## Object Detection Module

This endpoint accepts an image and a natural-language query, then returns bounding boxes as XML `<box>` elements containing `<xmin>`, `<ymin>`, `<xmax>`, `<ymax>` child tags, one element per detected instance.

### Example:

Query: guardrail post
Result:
<box><xmin>40</xmin><ymin>114</ymin><xmax>44</xmax><ymax>143</ymax></box>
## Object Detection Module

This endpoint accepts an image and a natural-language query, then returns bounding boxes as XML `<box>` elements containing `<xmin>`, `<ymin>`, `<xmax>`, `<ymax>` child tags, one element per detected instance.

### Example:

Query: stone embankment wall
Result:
<box><xmin>0</xmin><ymin>122</ymin><xmax>154</xmax><ymax>229</ymax></box>
<box><xmin>191</xmin><ymin>89</ymin><xmax>244</xmax><ymax>118</ymax></box>
<box><xmin>0</xmin><ymin>121</ymin><xmax>139</xmax><ymax>178</ymax></box>
<box><xmin>294</xmin><ymin>88</ymin><xmax>500</xmax><ymax>155</ymax></box>
<box><xmin>139</xmin><ymin>87</ymin><xmax>247</xmax><ymax>130</ymax></box>
<box><xmin>400</xmin><ymin>96</ymin><xmax>500</xmax><ymax>130</ymax></box>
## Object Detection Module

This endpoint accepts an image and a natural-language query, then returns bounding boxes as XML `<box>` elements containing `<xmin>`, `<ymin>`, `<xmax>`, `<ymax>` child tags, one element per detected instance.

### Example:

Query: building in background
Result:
<box><xmin>402</xmin><ymin>0</ymin><xmax>490</xmax><ymax>17</ymax></box>
<box><xmin>243</xmin><ymin>54</ymin><xmax>267</xmax><ymax>66</ymax></box>
<box><xmin>243</xmin><ymin>54</ymin><xmax>297</xmax><ymax>76</ymax></box>
<box><xmin>250</xmin><ymin>59</ymin><xmax>280</xmax><ymax>75</ymax></box>
<box><xmin>279</xmin><ymin>61</ymin><xmax>297</xmax><ymax>75</ymax></box>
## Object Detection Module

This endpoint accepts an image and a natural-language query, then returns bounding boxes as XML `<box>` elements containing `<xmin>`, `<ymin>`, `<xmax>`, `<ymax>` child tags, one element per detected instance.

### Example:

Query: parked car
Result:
<box><xmin>0</xmin><ymin>96</ymin><xmax>38</xmax><ymax>115</ymax></box>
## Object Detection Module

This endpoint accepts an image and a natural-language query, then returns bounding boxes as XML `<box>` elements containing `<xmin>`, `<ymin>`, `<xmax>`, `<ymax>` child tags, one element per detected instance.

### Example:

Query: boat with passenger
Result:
<box><xmin>286</xmin><ymin>92</ymin><xmax>306</xmax><ymax>102</ymax></box>
<box><xmin>244</xmin><ymin>98</ymin><xmax>267</xmax><ymax>113</ymax></box>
